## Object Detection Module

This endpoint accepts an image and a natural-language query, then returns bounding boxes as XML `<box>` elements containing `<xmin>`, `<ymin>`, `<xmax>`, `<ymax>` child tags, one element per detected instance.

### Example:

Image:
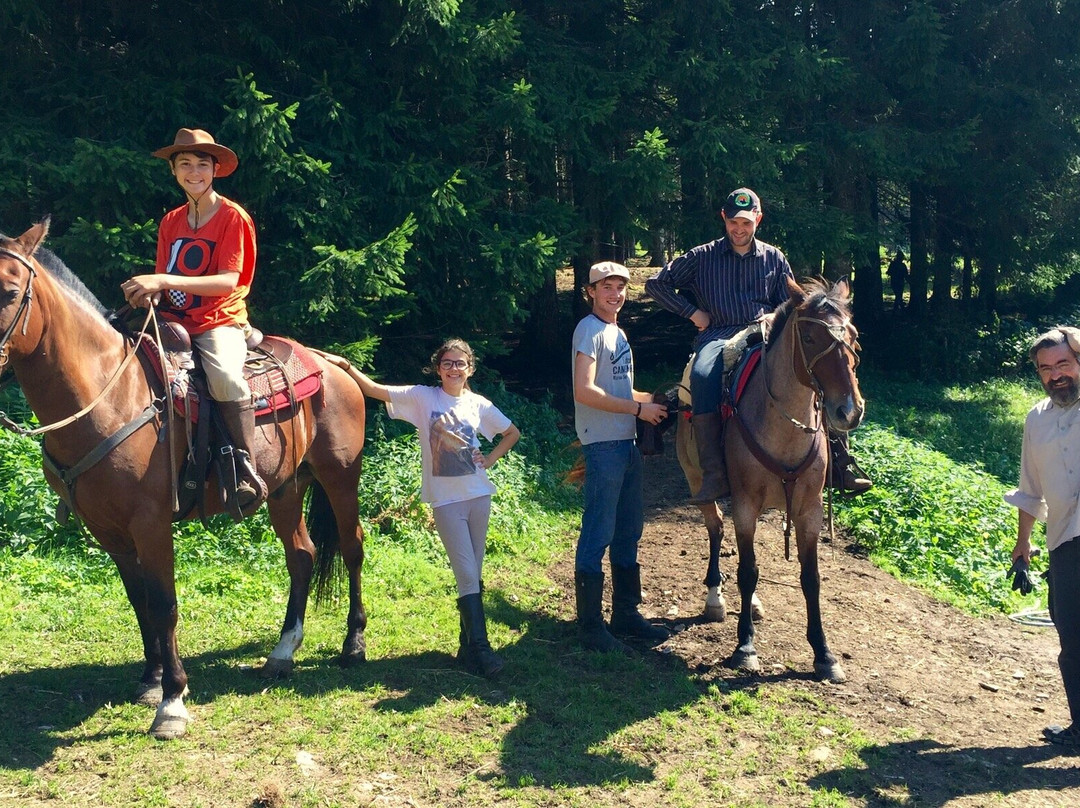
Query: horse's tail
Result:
<box><xmin>308</xmin><ymin>480</ymin><xmax>341</xmax><ymax>606</ymax></box>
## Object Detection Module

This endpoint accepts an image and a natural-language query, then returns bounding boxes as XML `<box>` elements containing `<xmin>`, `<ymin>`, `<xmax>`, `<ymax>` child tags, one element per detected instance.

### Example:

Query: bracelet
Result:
<box><xmin>636</xmin><ymin>402</ymin><xmax>642</xmax><ymax>417</ymax></box>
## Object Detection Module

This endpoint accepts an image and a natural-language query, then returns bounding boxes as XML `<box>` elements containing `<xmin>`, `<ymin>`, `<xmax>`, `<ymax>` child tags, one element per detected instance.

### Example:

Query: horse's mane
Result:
<box><xmin>1</xmin><ymin>231</ymin><xmax>111</xmax><ymax>319</ymax></box>
<box><xmin>36</xmin><ymin>246</ymin><xmax>110</xmax><ymax>317</ymax></box>
<box><xmin>767</xmin><ymin>277</ymin><xmax>850</xmax><ymax>352</ymax></box>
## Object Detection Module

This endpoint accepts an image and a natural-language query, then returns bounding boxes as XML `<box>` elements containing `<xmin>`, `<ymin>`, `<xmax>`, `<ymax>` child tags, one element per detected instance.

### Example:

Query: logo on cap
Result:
<box><xmin>733</xmin><ymin>192</ymin><xmax>752</xmax><ymax>208</ymax></box>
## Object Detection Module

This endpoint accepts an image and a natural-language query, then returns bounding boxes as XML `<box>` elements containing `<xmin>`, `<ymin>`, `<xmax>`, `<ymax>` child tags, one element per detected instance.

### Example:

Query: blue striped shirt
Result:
<box><xmin>645</xmin><ymin>237</ymin><xmax>794</xmax><ymax>347</ymax></box>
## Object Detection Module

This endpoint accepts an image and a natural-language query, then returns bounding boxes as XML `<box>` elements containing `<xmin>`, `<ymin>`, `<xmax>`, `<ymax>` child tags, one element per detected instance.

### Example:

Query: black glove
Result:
<box><xmin>1008</xmin><ymin>549</ymin><xmax>1041</xmax><ymax>595</ymax></box>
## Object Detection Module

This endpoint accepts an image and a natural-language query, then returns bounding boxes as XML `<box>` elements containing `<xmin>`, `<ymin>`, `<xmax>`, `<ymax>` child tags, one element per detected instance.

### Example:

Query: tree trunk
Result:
<box><xmin>908</xmin><ymin>182</ymin><xmax>929</xmax><ymax>319</ymax></box>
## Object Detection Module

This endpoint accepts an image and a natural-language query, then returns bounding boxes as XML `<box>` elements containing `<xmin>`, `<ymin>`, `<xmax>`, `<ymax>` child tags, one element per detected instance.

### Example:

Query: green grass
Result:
<box><xmin>0</xmin><ymin>371</ymin><xmax>1061</xmax><ymax>805</ymax></box>
<box><xmin>835</xmin><ymin>372</ymin><xmax>1047</xmax><ymax>615</ymax></box>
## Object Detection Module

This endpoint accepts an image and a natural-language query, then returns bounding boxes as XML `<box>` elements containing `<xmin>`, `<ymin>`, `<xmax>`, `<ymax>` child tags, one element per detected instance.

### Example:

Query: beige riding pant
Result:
<box><xmin>192</xmin><ymin>324</ymin><xmax>249</xmax><ymax>402</ymax></box>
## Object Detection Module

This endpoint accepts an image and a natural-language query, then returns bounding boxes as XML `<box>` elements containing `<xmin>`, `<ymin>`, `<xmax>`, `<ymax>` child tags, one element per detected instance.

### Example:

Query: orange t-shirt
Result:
<box><xmin>155</xmin><ymin>197</ymin><xmax>256</xmax><ymax>334</ymax></box>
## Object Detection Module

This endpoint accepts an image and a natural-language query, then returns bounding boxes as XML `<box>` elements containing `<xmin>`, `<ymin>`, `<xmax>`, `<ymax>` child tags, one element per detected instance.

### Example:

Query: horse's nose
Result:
<box><xmin>831</xmin><ymin>397</ymin><xmax>864</xmax><ymax>429</ymax></box>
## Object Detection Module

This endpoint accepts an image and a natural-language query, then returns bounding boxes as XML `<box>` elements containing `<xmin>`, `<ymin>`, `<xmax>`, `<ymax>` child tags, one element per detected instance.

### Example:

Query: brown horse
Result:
<box><xmin>723</xmin><ymin>276</ymin><xmax>862</xmax><ymax>681</ymax></box>
<box><xmin>0</xmin><ymin>221</ymin><xmax>368</xmax><ymax>739</ymax></box>
<box><xmin>646</xmin><ymin>277</ymin><xmax>862</xmax><ymax>680</ymax></box>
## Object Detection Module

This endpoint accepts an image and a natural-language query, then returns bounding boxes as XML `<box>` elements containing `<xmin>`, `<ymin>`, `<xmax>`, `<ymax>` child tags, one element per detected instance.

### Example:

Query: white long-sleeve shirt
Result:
<box><xmin>1005</xmin><ymin>396</ymin><xmax>1080</xmax><ymax>551</ymax></box>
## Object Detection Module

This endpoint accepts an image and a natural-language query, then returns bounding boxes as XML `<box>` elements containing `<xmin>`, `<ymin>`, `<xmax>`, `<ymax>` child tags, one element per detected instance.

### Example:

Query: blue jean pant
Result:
<box><xmin>576</xmin><ymin>440</ymin><xmax>643</xmax><ymax>574</ymax></box>
<box><xmin>690</xmin><ymin>337</ymin><xmax>729</xmax><ymax>415</ymax></box>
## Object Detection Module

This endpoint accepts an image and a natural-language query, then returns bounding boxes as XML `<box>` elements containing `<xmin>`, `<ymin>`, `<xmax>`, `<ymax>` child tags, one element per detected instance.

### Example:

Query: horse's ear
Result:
<box><xmin>786</xmin><ymin>275</ymin><xmax>806</xmax><ymax>304</ymax></box>
<box><xmin>14</xmin><ymin>217</ymin><xmax>50</xmax><ymax>257</ymax></box>
<box><xmin>833</xmin><ymin>275</ymin><xmax>851</xmax><ymax>300</ymax></box>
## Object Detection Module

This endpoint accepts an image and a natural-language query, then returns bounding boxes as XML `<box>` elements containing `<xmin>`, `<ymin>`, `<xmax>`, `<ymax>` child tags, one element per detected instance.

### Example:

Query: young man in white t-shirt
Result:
<box><xmin>571</xmin><ymin>262</ymin><xmax>669</xmax><ymax>652</ymax></box>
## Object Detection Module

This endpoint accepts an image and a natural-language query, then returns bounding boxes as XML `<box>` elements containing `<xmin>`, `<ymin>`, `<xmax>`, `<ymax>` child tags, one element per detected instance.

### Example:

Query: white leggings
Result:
<box><xmin>432</xmin><ymin>495</ymin><xmax>492</xmax><ymax>597</ymax></box>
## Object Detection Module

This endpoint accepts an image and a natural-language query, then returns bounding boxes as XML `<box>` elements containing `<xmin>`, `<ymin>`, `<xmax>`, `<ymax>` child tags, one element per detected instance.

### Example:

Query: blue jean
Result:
<box><xmin>576</xmin><ymin>440</ymin><xmax>643</xmax><ymax>574</ymax></box>
<box><xmin>690</xmin><ymin>336</ymin><xmax>728</xmax><ymax>415</ymax></box>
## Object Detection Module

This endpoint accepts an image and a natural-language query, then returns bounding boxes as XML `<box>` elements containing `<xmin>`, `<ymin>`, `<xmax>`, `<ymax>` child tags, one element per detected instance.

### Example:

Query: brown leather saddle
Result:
<box><xmin>138</xmin><ymin>322</ymin><xmax>323</xmax><ymax>522</ymax></box>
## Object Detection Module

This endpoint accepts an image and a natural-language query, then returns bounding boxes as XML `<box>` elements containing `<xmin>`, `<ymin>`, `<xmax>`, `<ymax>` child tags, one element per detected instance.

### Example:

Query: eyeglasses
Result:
<box><xmin>439</xmin><ymin>359</ymin><xmax>469</xmax><ymax>370</ymax></box>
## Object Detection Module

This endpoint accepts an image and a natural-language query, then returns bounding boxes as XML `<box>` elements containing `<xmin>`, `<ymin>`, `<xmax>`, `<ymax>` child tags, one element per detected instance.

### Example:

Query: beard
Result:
<box><xmin>1044</xmin><ymin>375</ymin><xmax>1080</xmax><ymax>407</ymax></box>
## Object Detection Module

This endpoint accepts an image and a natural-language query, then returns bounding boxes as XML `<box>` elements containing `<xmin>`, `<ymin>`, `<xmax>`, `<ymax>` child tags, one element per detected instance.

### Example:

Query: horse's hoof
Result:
<box><xmin>134</xmin><ymin>682</ymin><xmax>163</xmax><ymax>706</ymax></box>
<box><xmin>339</xmin><ymin>649</ymin><xmax>367</xmax><ymax>668</ymax></box>
<box><xmin>703</xmin><ymin>602</ymin><xmax>727</xmax><ymax>622</ymax></box>
<box><xmin>751</xmin><ymin>595</ymin><xmax>765</xmax><ymax>623</ymax></box>
<box><xmin>340</xmin><ymin>635</ymin><xmax>367</xmax><ymax>666</ymax></box>
<box><xmin>726</xmin><ymin>651</ymin><xmax>760</xmax><ymax>674</ymax></box>
<box><xmin>815</xmin><ymin>662</ymin><xmax>847</xmax><ymax>683</ymax></box>
<box><xmin>260</xmin><ymin>657</ymin><xmax>294</xmax><ymax>679</ymax></box>
<box><xmin>149</xmin><ymin>714</ymin><xmax>188</xmax><ymax>741</ymax></box>
<box><xmin>149</xmin><ymin>696</ymin><xmax>190</xmax><ymax>741</ymax></box>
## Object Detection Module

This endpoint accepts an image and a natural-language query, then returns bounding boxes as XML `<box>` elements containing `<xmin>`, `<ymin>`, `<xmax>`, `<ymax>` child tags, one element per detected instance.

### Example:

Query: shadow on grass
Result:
<box><xmin>808</xmin><ymin>737</ymin><xmax>1079</xmax><ymax>806</ymax></box>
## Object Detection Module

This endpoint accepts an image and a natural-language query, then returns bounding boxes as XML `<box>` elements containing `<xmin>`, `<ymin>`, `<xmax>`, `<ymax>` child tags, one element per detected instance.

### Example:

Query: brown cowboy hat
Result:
<box><xmin>152</xmin><ymin>128</ymin><xmax>238</xmax><ymax>177</ymax></box>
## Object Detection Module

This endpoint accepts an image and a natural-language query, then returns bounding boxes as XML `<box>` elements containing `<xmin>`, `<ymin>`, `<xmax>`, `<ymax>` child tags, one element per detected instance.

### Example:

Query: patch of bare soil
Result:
<box><xmin>552</xmin><ymin>440</ymin><xmax>1080</xmax><ymax>806</ymax></box>
<box><xmin>548</xmin><ymin>262</ymin><xmax>1079</xmax><ymax>804</ymax></box>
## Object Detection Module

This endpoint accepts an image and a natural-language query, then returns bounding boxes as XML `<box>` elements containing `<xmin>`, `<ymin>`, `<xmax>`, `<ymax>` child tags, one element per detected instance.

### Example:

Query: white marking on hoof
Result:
<box><xmin>751</xmin><ymin>593</ymin><xmax>765</xmax><ymax>623</ymax></box>
<box><xmin>262</xmin><ymin>624</ymin><xmax>303</xmax><ymax>677</ymax></box>
<box><xmin>703</xmin><ymin>586</ymin><xmax>727</xmax><ymax>622</ymax></box>
<box><xmin>815</xmin><ymin>662</ymin><xmax>847</xmax><ymax>683</ymax></box>
<box><xmin>150</xmin><ymin>695</ymin><xmax>191</xmax><ymax>741</ymax></box>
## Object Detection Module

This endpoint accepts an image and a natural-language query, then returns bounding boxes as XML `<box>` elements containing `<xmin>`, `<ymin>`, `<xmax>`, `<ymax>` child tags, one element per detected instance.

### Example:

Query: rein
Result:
<box><xmin>737</xmin><ymin>304</ymin><xmax>859</xmax><ymax>559</ymax></box>
<box><xmin>0</xmin><ymin>245</ymin><xmax>176</xmax><ymax>520</ymax></box>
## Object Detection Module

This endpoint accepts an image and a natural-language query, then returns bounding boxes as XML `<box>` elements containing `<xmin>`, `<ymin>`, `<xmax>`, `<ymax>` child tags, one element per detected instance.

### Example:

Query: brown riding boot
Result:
<box><xmin>829</xmin><ymin>431</ymin><xmax>872</xmax><ymax>494</ymax></box>
<box><xmin>217</xmin><ymin>398</ymin><xmax>269</xmax><ymax>518</ymax></box>
<box><xmin>691</xmin><ymin>412</ymin><xmax>729</xmax><ymax>504</ymax></box>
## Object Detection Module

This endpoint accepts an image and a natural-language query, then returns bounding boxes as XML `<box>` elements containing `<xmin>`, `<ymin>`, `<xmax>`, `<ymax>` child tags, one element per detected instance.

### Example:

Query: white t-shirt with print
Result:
<box><xmin>386</xmin><ymin>385</ymin><xmax>512</xmax><ymax>508</ymax></box>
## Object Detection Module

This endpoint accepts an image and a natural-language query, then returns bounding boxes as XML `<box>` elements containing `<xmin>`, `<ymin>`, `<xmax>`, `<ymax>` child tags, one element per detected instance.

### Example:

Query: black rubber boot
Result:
<box><xmin>691</xmin><ymin>412</ymin><xmax>729</xmax><ymax>503</ymax></box>
<box><xmin>610</xmin><ymin>563</ymin><xmax>669</xmax><ymax>644</ymax></box>
<box><xmin>456</xmin><ymin>593</ymin><xmax>504</xmax><ymax>678</ymax></box>
<box><xmin>575</xmin><ymin>571</ymin><xmax>632</xmax><ymax>655</ymax></box>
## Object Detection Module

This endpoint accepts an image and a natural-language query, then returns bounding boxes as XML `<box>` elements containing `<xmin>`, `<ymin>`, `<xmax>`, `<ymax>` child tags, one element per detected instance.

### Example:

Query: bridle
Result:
<box><xmin>735</xmin><ymin>300</ymin><xmax>862</xmax><ymax>558</ymax></box>
<box><xmin>762</xmin><ymin>306</ymin><xmax>861</xmax><ymax>434</ymax></box>
<box><xmin>0</xmin><ymin>247</ymin><xmax>38</xmax><ymax>370</ymax></box>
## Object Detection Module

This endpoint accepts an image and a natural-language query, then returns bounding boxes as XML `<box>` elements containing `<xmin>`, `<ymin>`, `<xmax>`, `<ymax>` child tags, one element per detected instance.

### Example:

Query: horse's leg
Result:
<box><xmin>795</xmin><ymin>520</ymin><xmax>846</xmax><ymax>683</ymax></box>
<box><xmin>698</xmin><ymin>502</ymin><xmax>764</xmax><ymax>624</ymax></box>
<box><xmin>109</xmin><ymin>549</ymin><xmax>164</xmax><ymax>705</ymax></box>
<box><xmin>699</xmin><ymin>503</ymin><xmax>727</xmax><ymax>622</ymax></box>
<box><xmin>317</xmin><ymin>476</ymin><xmax>367</xmax><ymax>665</ymax></box>
<box><xmin>726</xmin><ymin>507</ymin><xmax>761</xmax><ymax>674</ymax></box>
<box><xmin>262</xmin><ymin>486</ymin><xmax>315</xmax><ymax>678</ymax></box>
<box><xmin>130</xmin><ymin>528</ymin><xmax>190</xmax><ymax>740</ymax></box>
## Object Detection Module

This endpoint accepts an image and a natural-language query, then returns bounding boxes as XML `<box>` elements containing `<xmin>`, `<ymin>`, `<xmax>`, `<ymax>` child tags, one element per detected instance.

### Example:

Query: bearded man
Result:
<box><xmin>1006</xmin><ymin>327</ymin><xmax>1080</xmax><ymax>748</ymax></box>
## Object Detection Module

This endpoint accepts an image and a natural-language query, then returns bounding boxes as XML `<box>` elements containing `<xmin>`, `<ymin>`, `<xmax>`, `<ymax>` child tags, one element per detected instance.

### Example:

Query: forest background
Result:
<box><xmin>3</xmin><ymin>0</ymin><xmax>1080</xmax><ymax>387</ymax></box>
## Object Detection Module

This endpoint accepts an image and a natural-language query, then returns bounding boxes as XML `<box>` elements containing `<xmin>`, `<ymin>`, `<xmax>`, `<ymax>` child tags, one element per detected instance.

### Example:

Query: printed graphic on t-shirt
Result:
<box><xmin>163</xmin><ymin>236</ymin><xmax>218</xmax><ymax>311</ymax></box>
<box><xmin>610</xmin><ymin>336</ymin><xmax>632</xmax><ymax>382</ymax></box>
<box><xmin>429</xmin><ymin>410</ymin><xmax>478</xmax><ymax>477</ymax></box>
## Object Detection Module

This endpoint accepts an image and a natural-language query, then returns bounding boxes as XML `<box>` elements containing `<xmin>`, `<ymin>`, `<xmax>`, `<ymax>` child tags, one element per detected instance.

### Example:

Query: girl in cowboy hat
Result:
<box><xmin>121</xmin><ymin>128</ymin><xmax>266</xmax><ymax>518</ymax></box>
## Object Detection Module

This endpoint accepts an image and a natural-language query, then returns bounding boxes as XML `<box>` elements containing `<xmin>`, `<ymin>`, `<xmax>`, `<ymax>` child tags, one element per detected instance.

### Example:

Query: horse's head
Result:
<box><xmin>0</xmin><ymin>219</ymin><xmax>50</xmax><ymax>367</ymax></box>
<box><xmin>781</xmin><ymin>276</ymin><xmax>864</xmax><ymax>432</ymax></box>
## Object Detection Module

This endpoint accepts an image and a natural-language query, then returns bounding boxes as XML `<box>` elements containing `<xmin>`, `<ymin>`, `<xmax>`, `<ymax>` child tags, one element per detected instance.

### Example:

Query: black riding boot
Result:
<box><xmin>218</xmin><ymin>398</ymin><xmax>269</xmax><ymax>518</ymax></box>
<box><xmin>456</xmin><ymin>593</ymin><xmax>504</xmax><ymax>678</ymax></box>
<box><xmin>610</xmin><ymin>563</ymin><xmax>669</xmax><ymax>644</ymax></box>
<box><xmin>575</xmin><ymin>571</ymin><xmax>632</xmax><ymax>655</ymax></box>
<box><xmin>691</xmin><ymin>412</ymin><xmax>729</xmax><ymax>504</ymax></box>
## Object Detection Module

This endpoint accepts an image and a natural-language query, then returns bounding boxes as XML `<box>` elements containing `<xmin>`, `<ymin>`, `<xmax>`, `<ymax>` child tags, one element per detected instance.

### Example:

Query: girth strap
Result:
<box><xmin>731</xmin><ymin>411</ymin><xmax>821</xmax><ymax>561</ymax></box>
<box><xmin>42</xmin><ymin>401</ymin><xmax>162</xmax><ymax>524</ymax></box>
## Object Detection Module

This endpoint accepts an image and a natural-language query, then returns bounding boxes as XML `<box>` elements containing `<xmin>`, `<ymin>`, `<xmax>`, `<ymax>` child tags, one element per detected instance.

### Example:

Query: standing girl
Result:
<box><xmin>352</xmin><ymin>339</ymin><xmax>520</xmax><ymax>677</ymax></box>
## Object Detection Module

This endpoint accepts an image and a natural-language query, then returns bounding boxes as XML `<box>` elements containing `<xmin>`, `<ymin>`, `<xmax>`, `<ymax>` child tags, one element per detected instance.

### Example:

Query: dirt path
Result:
<box><xmin>546</xmin><ymin>264</ymin><xmax>1078</xmax><ymax>803</ymax></box>
<box><xmin>556</xmin><ymin>441</ymin><xmax>1080</xmax><ymax>804</ymax></box>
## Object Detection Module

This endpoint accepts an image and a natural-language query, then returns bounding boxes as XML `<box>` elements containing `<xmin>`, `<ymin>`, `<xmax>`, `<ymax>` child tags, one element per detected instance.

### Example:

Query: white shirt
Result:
<box><xmin>386</xmin><ymin>385</ymin><xmax>512</xmax><ymax>508</ymax></box>
<box><xmin>1004</xmin><ymin>396</ymin><xmax>1080</xmax><ymax>551</ymax></box>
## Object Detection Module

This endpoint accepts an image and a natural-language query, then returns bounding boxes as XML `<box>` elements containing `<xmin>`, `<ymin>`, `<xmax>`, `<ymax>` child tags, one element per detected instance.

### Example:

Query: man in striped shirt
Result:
<box><xmin>645</xmin><ymin>187</ymin><xmax>871</xmax><ymax>502</ymax></box>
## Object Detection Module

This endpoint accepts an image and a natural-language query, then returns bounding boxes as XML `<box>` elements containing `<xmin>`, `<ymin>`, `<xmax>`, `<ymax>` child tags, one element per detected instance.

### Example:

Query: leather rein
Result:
<box><xmin>732</xmin><ymin>307</ymin><xmax>860</xmax><ymax>559</ymax></box>
<box><xmin>0</xmin><ymin>246</ymin><xmax>171</xmax><ymax>522</ymax></box>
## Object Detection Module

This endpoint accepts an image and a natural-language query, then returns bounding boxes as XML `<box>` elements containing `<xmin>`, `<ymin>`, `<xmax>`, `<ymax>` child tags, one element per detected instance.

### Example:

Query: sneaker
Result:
<box><xmin>1044</xmin><ymin>724</ymin><xmax>1080</xmax><ymax>747</ymax></box>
